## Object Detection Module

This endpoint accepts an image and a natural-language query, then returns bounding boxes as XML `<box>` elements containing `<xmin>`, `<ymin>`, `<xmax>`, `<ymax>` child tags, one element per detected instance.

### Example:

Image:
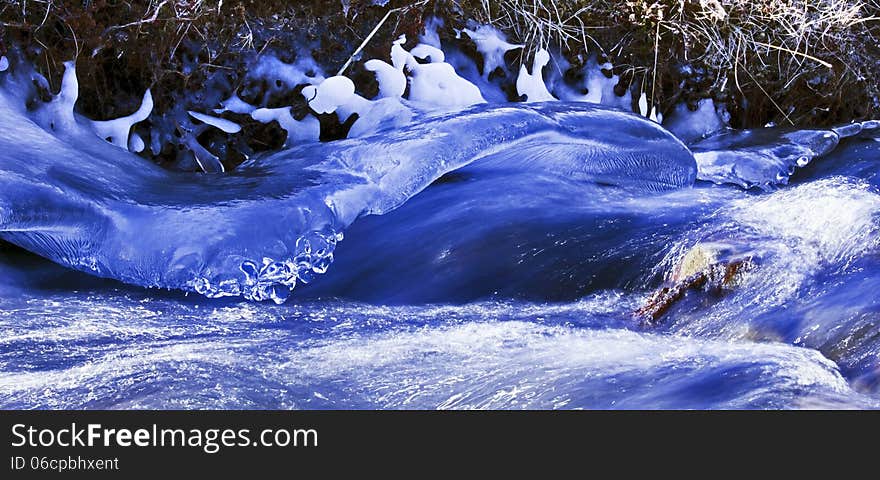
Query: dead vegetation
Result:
<box><xmin>2</xmin><ymin>1</ymin><xmax>880</xmax><ymax>128</ymax></box>
<box><xmin>0</xmin><ymin>1</ymin><xmax>426</xmax><ymax>118</ymax></box>
<box><xmin>464</xmin><ymin>0</ymin><xmax>880</xmax><ymax>126</ymax></box>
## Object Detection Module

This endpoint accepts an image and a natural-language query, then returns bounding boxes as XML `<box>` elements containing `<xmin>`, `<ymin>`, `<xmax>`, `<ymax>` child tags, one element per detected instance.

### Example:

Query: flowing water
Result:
<box><xmin>1</xmin><ymin>66</ymin><xmax>879</xmax><ymax>409</ymax></box>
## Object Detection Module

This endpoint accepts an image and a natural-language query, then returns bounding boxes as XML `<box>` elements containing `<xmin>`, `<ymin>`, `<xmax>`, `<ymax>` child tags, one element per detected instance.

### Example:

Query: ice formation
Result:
<box><xmin>87</xmin><ymin>90</ymin><xmax>154</xmax><ymax>151</ymax></box>
<box><xmin>251</xmin><ymin>107</ymin><xmax>321</xmax><ymax>145</ymax></box>
<box><xmin>188</xmin><ymin>111</ymin><xmax>241</xmax><ymax>134</ymax></box>
<box><xmin>516</xmin><ymin>49</ymin><xmax>557</xmax><ymax>103</ymax></box>
<box><xmin>31</xmin><ymin>61</ymin><xmax>80</xmax><ymax>133</ymax></box>
<box><xmin>1</xmin><ymin>64</ymin><xmax>698</xmax><ymax>304</ymax></box>
<box><xmin>545</xmin><ymin>54</ymin><xmax>629</xmax><ymax>109</ymax></box>
<box><xmin>362</xmin><ymin>34</ymin><xmax>485</xmax><ymax>108</ymax></box>
<box><xmin>420</xmin><ymin>17</ymin><xmax>443</xmax><ymax>47</ymax></box>
<box><xmin>184</xmin><ymin>136</ymin><xmax>224</xmax><ymax>172</ymax></box>
<box><xmin>249</xmin><ymin>54</ymin><xmax>325</xmax><ymax>93</ymax></box>
<box><xmin>128</xmin><ymin>133</ymin><xmax>146</xmax><ymax>153</ymax></box>
<box><xmin>302</xmin><ymin>76</ymin><xmax>356</xmax><ymax>114</ymax></box>
<box><xmin>214</xmin><ymin>93</ymin><xmax>257</xmax><ymax>115</ymax></box>
<box><xmin>407</xmin><ymin>61</ymin><xmax>486</xmax><ymax>107</ymax></box>
<box><xmin>390</xmin><ymin>35</ymin><xmax>412</xmax><ymax>70</ymax></box>
<box><xmin>638</xmin><ymin>92</ymin><xmax>661</xmax><ymax>123</ymax></box>
<box><xmin>1</xmin><ymin>21</ymin><xmax>839</xmax><ymax>186</ymax></box>
<box><xmin>336</xmin><ymin>96</ymin><xmax>413</xmax><ymax>138</ymax></box>
<box><xmin>690</xmin><ymin>127</ymin><xmax>842</xmax><ymax>189</ymax></box>
<box><xmin>462</xmin><ymin>25</ymin><xmax>523</xmax><ymax>78</ymax></box>
<box><xmin>410</xmin><ymin>44</ymin><xmax>445</xmax><ymax>63</ymax></box>
<box><xmin>5</xmin><ymin>60</ymin><xmax>152</xmax><ymax>153</ymax></box>
<box><xmin>443</xmin><ymin>49</ymin><xmax>509</xmax><ymax>103</ymax></box>
<box><xmin>364</xmin><ymin>59</ymin><xmax>407</xmax><ymax>98</ymax></box>
<box><xmin>664</xmin><ymin>99</ymin><xmax>728</xmax><ymax>144</ymax></box>
<box><xmin>2</xmin><ymin>24</ymin><xmax>700</xmax><ymax>172</ymax></box>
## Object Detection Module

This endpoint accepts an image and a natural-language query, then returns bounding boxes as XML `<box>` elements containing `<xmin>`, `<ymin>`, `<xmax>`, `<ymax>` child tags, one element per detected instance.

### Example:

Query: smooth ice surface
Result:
<box><xmin>0</xmin><ymin>73</ymin><xmax>696</xmax><ymax>304</ymax></box>
<box><xmin>691</xmin><ymin>126</ymin><xmax>842</xmax><ymax>189</ymax></box>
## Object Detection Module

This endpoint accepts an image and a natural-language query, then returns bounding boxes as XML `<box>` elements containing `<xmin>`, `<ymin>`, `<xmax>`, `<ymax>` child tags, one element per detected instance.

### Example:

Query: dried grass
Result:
<box><xmin>3</xmin><ymin>1</ymin><xmax>880</xmax><ymax>126</ymax></box>
<box><xmin>465</xmin><ymin>0</ymin><xmax>880</xmax><ymax>125</ymax></box>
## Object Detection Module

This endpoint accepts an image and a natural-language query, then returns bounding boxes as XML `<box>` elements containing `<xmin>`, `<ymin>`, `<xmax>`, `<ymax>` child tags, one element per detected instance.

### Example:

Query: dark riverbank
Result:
<box><xmin>3</xmin><ymin>1</ymin><xmax>879</xmax><ymax>139</ymax></box>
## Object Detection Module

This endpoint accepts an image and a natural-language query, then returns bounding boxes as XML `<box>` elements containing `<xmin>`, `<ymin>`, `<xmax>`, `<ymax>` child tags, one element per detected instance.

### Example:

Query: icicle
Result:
<box><xmin>128</xmin><ymin>132</ymin><xmax>146</xmax><ymax>153</ymax></box>
<box><xmin>639</xmin><ymin>92</ymin><xmax>649</xmax><ymax>117</ymax></box>
<box><xmin>187</xmin><ymin>111</ymin><xmax>241</xmax><ymax>134</ymax></box>
<box><xmin>183</xmin><ymin>133</ymin><xmax>224</xmax><ymax>173</ymax></box>
<box><xmin>638</xmin><ymin>92</ymin><xmax>661</xmax><ymax>123</ymax></box>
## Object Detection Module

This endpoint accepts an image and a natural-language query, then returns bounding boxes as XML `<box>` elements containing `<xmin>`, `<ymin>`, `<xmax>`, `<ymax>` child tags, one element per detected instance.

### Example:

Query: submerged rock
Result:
<box><xmin>637</xmin><ymin>243</ymin><xmax>755</xmax><ymax>325</ymax></box>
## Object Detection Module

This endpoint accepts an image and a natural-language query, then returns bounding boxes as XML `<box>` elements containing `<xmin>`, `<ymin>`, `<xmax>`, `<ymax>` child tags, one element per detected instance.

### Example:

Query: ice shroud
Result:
<box><xmin>0</xmin><ymin>60</ymin><xmax>696</xmax><ymax>303</ymax></box>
